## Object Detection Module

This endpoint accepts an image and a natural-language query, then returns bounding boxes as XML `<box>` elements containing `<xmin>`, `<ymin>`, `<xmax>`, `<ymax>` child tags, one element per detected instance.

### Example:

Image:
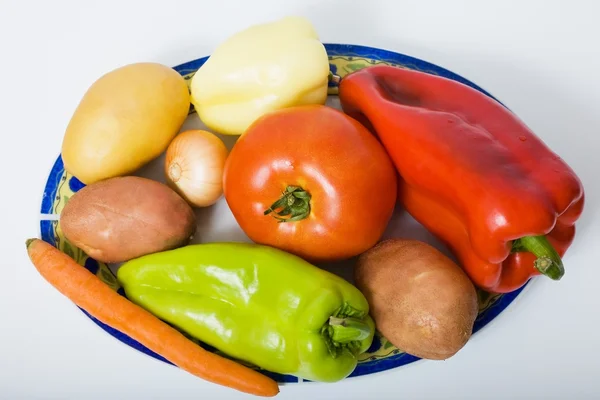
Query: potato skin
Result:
<box><xmin>355</xmin><ymin>239</ymin><xmax>478</xmax><ymax>360</ymax></box>
<box><xmin>60</xmin><ymin>176</ymin><xmax>197</xmax><ymax>263</ymax></box>
<box><xmin>61</xmin><ymin>62</ymin><xmax>190</xmax><ymax>185</ymax></box>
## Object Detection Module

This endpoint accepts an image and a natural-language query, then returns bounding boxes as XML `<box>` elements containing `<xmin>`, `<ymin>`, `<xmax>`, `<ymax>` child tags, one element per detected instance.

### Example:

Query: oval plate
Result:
<box><xmin>39</xmin><ymin>43</ymin><xmax>527</xmax><ymax>383</ymax></box>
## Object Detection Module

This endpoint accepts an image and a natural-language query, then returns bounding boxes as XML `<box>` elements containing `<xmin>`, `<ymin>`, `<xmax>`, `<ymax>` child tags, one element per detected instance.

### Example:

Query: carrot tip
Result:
<box><xmin>26</xmin><ymin>238</ymin><xmax>37</xmax><ymax>248</ymax></box>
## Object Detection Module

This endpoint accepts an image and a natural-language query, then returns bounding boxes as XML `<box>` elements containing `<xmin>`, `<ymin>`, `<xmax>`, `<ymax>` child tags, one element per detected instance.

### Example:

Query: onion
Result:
<box><xmin>164</xmin><ymin>130</ymin><xmax>229</xmax><ymax>207</ymax></box>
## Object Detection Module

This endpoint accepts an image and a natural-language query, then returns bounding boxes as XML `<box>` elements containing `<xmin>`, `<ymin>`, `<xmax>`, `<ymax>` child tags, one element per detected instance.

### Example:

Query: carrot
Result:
<box><xmin>25</xmin><ymin>238</ymin><xmax>279</xmax><ymax>397</ymax></box>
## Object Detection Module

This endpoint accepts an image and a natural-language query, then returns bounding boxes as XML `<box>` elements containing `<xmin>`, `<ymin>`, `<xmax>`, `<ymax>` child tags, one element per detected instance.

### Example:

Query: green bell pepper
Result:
<box><xmin>117</xmin><ymin>242</ymin><xmax>375</xmax><ymax>382</ymax></box>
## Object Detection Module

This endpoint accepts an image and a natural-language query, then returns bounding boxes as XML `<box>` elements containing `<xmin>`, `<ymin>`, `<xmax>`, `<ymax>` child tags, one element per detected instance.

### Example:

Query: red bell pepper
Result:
<box><xmin>338</xmin><ymin>65</ymin><xmax>585</xmax><ymax>293</ymax></box>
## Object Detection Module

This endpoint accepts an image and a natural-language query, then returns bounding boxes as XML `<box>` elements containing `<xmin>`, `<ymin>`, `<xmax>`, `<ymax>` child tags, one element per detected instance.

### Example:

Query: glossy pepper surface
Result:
<box><xmin>117</xmin><ymin>242</ymin><xmax>375</xmax><ymax>382</ymax></box>
<box><xmin>189</xmin><ymin>16</ymin><xmax>330</xmax><ymax>136</ymax></box>
<box><xmin>338</xmin><ymin>65</ymin><xmax>585</xmax><ymax>293</ymax></box>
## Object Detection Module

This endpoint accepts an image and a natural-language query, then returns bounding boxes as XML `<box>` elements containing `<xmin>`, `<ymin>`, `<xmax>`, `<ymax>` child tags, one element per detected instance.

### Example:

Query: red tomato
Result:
<box><xmin>223</xmin><ymin>105</ymin><xmax>397</xmax><ymax>262</ymax></box>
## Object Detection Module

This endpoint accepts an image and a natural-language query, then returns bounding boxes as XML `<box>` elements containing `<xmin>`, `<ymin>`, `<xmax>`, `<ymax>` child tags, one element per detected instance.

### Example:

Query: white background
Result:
<box><xmin>2</xmin><ymin>0</ymin><xmax>600</xmax><ymax>399</ymax></box>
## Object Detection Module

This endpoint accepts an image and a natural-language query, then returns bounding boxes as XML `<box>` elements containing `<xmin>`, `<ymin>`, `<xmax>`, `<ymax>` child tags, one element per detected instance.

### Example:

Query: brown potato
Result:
<box><xmin>355</xmin><ymin>238</ymin><xmax>478</xmax><ymax>360</ymax></box>
<box><xmin>60</xmin><ymin>176</ymin><xmax>197</xmax><ymax>263</ymax></box>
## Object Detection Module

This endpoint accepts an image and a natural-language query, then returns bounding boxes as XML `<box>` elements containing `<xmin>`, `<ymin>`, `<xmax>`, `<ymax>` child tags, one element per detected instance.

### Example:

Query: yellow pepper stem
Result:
<box><xmin>328</xmin><ymin>71</ymin><xmax>341</xmax><ymax>85</ymax></box>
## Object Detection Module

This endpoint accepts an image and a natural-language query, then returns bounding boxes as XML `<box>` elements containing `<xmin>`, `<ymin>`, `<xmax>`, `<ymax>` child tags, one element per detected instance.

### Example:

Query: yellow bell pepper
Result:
<box><xmin>190</xmin><ymin>16</ymin><xmax>330</xmax><ymax>136</ymax></box>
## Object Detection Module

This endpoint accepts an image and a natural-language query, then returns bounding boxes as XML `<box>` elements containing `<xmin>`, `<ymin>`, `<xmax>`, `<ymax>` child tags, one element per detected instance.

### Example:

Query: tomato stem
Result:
<box><xmin>264</xmin><ymin>185</ymin><xmax>311</xmax><ymax>222</ymax></box>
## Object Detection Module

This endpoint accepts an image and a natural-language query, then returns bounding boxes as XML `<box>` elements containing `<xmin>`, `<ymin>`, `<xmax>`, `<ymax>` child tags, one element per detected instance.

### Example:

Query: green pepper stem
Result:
<box><xmin>321</xmin><ymin>302</ymin><xmax>373</xmax><ymax>358</ymax></box>
<box><xmin>328</xmin><ymin>317</ymin><xmax>371</xmax><ymax>343</ymax></box>
<box><xmin>264</xmin><ymin>185</ymin><xmax>311</xmax><ymax>223</ymax></box>
<box><xmin>512</xmin><ymin>235</ymin><xmax>564</xmax><ymax>280</ymax></box>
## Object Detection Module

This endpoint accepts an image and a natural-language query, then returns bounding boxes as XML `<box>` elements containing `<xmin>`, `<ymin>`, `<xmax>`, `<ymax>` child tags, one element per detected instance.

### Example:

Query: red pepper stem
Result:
<box><xmin>512</xmin><ymin>235</ymin><xmax>564</xmax><ymax>280</ymax></box>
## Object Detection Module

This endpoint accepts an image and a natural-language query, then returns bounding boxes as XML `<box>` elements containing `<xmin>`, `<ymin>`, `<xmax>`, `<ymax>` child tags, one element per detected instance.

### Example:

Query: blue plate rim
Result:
<box><xmin>39</xmin><ymin>42</ymin><xmax>527</xmax><ymax>383</ymax></box>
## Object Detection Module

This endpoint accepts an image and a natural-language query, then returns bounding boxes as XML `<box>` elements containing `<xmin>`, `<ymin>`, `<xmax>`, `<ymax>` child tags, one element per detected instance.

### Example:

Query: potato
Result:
<box><xmin>60</xmin><ymin>176</ymin><xmax>197</xmax><ymax>263</ymax></box>
<box><xmin>354</xmin><ymin>238</ymin><xmax>478</xmax><ymax>360</ymax></box>
<box><xmin>61</xmin><ymin>62</ymin><xmax>190</xmax><ymax>185</ymax></box>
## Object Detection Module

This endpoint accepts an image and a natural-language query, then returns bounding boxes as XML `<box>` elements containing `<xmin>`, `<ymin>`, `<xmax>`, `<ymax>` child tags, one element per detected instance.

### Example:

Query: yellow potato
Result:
<box><xmin>61</xmin><ymin>62</ymin><xmax>190</xmax><ymax>184</ymax></box>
